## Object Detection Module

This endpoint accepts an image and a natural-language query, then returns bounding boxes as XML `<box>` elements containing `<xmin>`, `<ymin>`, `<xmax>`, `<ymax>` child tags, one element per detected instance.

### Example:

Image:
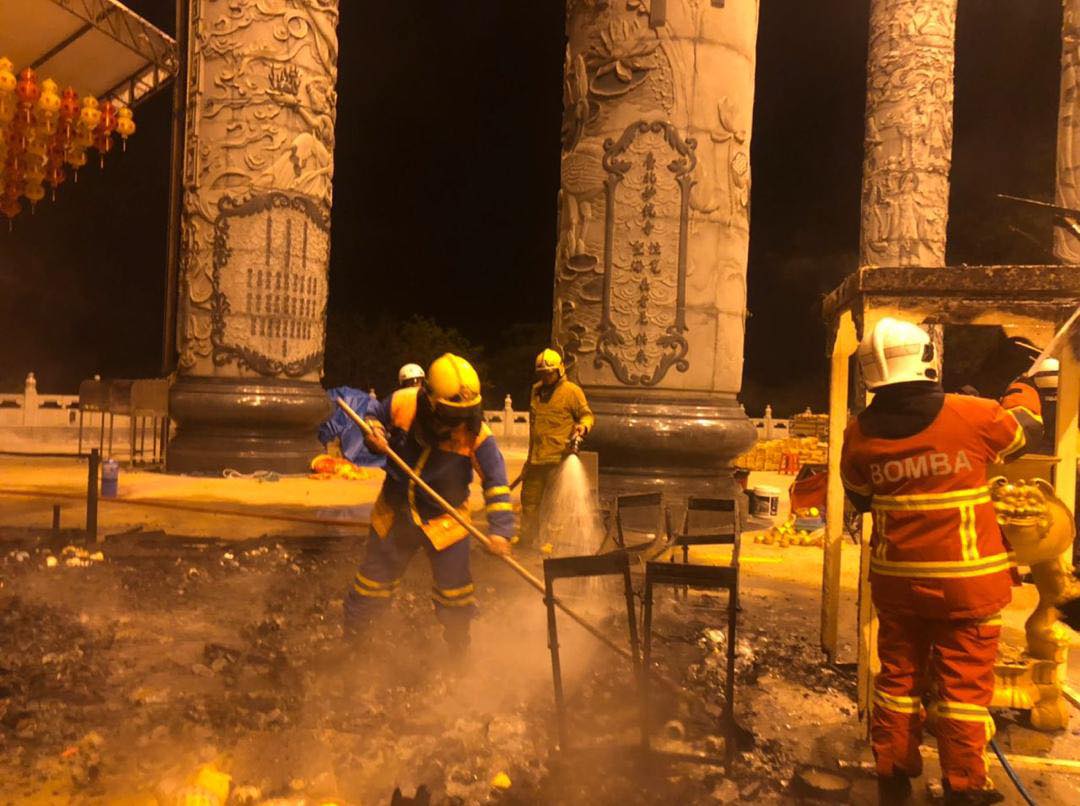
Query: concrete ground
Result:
<box><xmin>0</xmin><ymin>458</ymin><xmax>1078</xmax><ymax>802</ymax></box>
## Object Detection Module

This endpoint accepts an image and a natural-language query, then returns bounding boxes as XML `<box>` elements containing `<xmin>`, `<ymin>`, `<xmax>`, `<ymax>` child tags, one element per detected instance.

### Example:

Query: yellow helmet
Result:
<box><xmin>535</xmin><ymin>348</ymin><xmax>565</xmax><ymax>378</ymax></box>
<box><xmin>425</xmin><ymin>353</ymin><xmax>482</xmax><ymax>417</ymax></box>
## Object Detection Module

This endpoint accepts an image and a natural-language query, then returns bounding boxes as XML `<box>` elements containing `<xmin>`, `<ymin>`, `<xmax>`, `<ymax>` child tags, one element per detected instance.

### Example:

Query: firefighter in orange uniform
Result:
<box><xmin>840</xmin><ymin>318</ymin><xmax>1043</xmax><ymax>805</ymax></box>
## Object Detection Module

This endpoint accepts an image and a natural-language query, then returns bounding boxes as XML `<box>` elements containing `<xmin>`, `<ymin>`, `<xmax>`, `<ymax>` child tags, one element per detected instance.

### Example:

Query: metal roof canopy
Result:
<box><xmin>0</xmin><ymin>0</ymin><xmax>177</xmax><ymax>109</ymax></box>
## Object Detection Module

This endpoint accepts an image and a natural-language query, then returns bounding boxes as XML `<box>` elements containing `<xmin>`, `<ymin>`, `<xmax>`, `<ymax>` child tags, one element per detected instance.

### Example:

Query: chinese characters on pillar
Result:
<box><xmin>597</xmin><ymin>121</ymin><xmax>693</xmax><ymax>386</ymax></box>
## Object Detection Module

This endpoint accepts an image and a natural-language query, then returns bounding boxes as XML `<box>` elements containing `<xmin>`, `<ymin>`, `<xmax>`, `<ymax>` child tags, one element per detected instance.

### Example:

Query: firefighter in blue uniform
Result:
<box><xmin>343</xmin><ymin>354</ymin><xmax>514</xmax><ymax>651</ymax></box>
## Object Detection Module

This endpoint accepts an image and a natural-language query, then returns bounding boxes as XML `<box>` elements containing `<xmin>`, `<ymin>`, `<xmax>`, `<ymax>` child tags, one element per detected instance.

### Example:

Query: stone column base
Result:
<box><xmin>167</xmin><ymin>376</ymin><xmax>330</xmax><ymax>474</ymax></box>
<box><xmin>584</xmin><ymin>389</ymin><xmax>757</xmax><ymax>509</ymax></box>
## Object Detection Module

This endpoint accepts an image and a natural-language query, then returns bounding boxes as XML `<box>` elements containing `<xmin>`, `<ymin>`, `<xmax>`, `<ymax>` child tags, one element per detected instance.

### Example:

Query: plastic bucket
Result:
<box><xmin>751</xmin><ymin>484</ymin><xmax>781</xmax><ymax>517</ymax></box>
<box><xmin>100</xmin><ymin>459</ymin><xmax>119</xmax><ymax>499</ymax></box>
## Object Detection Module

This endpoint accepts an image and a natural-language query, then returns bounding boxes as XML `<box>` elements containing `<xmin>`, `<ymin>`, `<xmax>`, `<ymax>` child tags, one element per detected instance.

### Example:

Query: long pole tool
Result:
<box><xmin>334</xmin><ymin>398</ymin><xmax>692</xmax><ymax>701</ymax></box>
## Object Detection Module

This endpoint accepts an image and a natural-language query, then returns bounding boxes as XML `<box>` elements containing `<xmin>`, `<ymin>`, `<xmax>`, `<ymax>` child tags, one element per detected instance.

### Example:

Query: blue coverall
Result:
<box><xmin>343</xmin><ymin>387</ymin><xmax>515</xmax><ymax>648</ymax></box>
<box><xmin>318</xmin><ymin>386</ymin><xmax>386</xmax><ymax>468</ymax></box>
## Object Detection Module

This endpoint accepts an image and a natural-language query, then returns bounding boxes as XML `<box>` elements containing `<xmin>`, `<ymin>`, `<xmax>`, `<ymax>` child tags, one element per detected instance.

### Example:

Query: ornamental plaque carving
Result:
<box><xmin>595</xmin><ymin>120</ymin><xmax>694</xmax><ymax>386</ymax></box>
<box><xmin>210</xmin><ymin>193</ymin><xmax>327</xmax><ymax>376</ymax></box>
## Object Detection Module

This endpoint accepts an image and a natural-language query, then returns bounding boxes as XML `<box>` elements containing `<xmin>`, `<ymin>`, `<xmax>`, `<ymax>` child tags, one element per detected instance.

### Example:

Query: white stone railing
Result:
<box><xmin>750</xmin><ymin>405</ymin><xmax>791</xmax><ymax>440</ymax></box>
<box><xmin>483</xmin><ymin>395</ymin><xmax>530</xmax><ymax>440</ymax></box>
<box><xmin>0</xmin><ymin>373</ymin><xmax>81</xmax><ymax>428</ymax></box>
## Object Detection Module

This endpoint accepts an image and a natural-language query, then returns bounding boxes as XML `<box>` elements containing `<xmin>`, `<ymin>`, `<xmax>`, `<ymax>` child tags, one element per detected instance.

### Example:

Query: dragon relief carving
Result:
<box><xmin>177</xmin><ymin>0</ymin><xmax>339</xmax><ymax>377</ymax></box>
<box><xmin>690</xmin><ymin>97</ymin><xmax>750</xmax><ymax>223</ymax></box>
<box><xmin>1057</xmin><ymin>1</ymin><xmax>1080</xmax><ymax>263</ymax></box>
<box><xmin>859</xmin><ymin>0</ymin><xmax>955</xmax><ymax>268</ymax></box>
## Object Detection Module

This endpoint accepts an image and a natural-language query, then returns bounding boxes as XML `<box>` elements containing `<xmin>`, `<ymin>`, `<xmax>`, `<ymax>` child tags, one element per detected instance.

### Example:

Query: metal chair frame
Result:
<box><xmin>666</xmin><ymin>496</ymin><xmax>741</xmax><ymax>604</ymax></box>
<box><xmin>614</xmin><ymin>492</ymin><xmax>666</xmax><ymax>555</ymax></box>
<box><xmin>77</xmin><ymin>379</ymin><xmax>108</xmax><ymax>457</ymax></box>
<box><xmin>642</xmin><ymin>560</ymin><xmax>740</xmax><ymax>770</ymax></box>
<box><xmin>543</xmin><ymin>550</ymin><xmax>644</xmax><ymax>752</ymax></box>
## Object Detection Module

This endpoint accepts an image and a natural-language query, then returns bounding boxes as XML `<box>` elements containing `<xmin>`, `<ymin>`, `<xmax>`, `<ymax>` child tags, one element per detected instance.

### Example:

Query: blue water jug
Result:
<box><xmin>101</xmin><ymin>459</ymin><xmax>119</xmax><ymax>499</ymax></box>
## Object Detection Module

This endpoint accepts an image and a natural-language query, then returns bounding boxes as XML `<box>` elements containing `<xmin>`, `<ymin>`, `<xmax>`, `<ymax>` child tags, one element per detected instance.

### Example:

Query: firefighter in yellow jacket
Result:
<box><xmin>343</xmin><ymin>354</ymin><xmax>513</xmax><ymax>652</ymax></box>
<box><xmin>520</xmin><ymin>349</ymin><xmax>595</xmax><ymax>547</ymax></box>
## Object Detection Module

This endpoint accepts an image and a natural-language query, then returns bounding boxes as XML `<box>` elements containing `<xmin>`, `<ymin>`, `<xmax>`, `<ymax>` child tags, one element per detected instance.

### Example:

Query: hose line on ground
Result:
<box><xmin>989</xmin><ymin>737</ymin><xmax>1038</xmax><ymax>806</ymax></box>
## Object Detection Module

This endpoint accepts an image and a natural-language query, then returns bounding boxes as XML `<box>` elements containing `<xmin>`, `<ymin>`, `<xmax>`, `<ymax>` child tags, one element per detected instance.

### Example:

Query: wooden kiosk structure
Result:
<box><xmin>820</xmin><ymin>264</ymin><xmax>1080</xmax><ymax>729</ymax></box>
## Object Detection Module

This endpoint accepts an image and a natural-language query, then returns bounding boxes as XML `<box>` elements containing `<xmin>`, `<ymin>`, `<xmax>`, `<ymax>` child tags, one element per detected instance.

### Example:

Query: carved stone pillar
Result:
<box><xmin>859</xmin><ymin>0</ymin><xmax>956</xmax><ymax>269</ymax></box>
<box><xmin>1057</xmin><ymin>0</ymin><xmax>1080</xmax><ymax>262</ymax></box>
<box><xmin>553</xmin><ymin>0</ymin><xmax>758</xmax><ymax>502</ymax></box>
<box><xmin>168</xmin><ymin>0</ymin><xmax>338</xmax><ymax>473</ymax></box>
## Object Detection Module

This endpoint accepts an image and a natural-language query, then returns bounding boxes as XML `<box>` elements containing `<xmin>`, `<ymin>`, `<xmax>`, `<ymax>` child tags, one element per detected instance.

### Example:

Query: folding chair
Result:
<box><xmin>614</xmin><ymin>492</ymin><xmax>666</xmax><ymax>555</ymax></box>
<box><xmin>666</xmin><ymin>496</ymin><xmax>741</xmax><ymax>604</ymax></box>
<box><xmin>129</xmin><ymin>379</ymin><xmax>169</xmax><ymax>467</ymax></box>
<box><xmin>543</xmin><ymin>550</ymin><xmax>643</xmax><ymax>752</ymax></box>
<box><xmin>642</xmin><ymin>560</ymin><xmax>741</xmax><ymax>770</ymax></box>
<box><xmin>77</xmin><ymin>377</ymin><xmax>107</xmax><ymax>457</ymax></box>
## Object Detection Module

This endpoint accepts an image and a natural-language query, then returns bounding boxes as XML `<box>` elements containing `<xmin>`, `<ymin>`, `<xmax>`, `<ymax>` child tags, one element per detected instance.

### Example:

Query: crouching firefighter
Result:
<box><xmin>343</xmin><ymin>354</ymin><xmax>514</xmax><ymax>651</ymax></box>
<box><xmin>840</xmin><ymin>318</ymin><xmax>1043</xmax><ymax>805</ymax></box>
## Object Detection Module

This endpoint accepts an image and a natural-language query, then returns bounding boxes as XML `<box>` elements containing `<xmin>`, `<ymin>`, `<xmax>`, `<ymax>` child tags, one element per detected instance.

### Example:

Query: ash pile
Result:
<box><xmin>0</xmin><ymin>526</ymin><xmax>860</xmax><ymax>804</ymax></box>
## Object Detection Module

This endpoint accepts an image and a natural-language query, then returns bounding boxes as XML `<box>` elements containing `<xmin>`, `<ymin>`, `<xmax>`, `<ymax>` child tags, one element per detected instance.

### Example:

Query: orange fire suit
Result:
<box><xmin>841</xmin><ymin>381</ymin><xmax>1042</xmax><ymax>794</ymax></box>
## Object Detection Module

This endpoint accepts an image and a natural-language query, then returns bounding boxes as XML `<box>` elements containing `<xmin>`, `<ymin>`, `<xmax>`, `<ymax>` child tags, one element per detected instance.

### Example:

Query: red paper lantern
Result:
<box><xmin>58</xmin><ymin>86</ymin><xmax>79</xmax><ymax>141</ymax></box>
<box><xmin>93</xmin><ymin>100</ymin><xmax>117</xmax><ymax>166</ymax></box>
<box><xmin>15</xmin><ymin>68</ymin><xmax>39</xmax><ymax>125</ymax></box>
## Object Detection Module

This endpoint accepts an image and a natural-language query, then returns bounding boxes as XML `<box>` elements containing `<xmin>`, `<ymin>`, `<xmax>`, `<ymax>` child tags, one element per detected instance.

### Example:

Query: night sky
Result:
<box><xmin>0</xmin><ymin>1</ymin><xmax>1063</xmax><ymax>414</ymax></box>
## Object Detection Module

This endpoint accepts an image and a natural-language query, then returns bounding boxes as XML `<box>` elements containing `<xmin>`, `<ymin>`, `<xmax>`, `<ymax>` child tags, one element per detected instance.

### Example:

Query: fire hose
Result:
<box><xmin>334</xmin><ymin>398</ymin><xmax>694</xmax><ymax>703</ymax></box>
<box><xmin>990</xmin><ymin>738</ymin><xmax>1038</xmax><ymax>806</ymax></box>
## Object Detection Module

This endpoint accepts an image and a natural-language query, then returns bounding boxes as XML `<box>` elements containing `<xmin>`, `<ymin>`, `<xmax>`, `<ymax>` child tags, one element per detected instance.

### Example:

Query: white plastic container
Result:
<box><xmin>752</xmin><ymin>484</ymin><xmax>781</xmax><ymax>517</ymax></box>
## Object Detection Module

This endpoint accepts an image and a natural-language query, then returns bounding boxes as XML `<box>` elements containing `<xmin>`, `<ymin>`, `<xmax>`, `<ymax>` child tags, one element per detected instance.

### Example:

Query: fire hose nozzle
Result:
<box><xmin>569</xmin><ymin>432</ymin><xmax>584</xmax><ymax>455</ymax></box>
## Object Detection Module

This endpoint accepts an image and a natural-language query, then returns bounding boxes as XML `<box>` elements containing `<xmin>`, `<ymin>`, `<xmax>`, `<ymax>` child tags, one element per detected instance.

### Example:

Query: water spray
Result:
<box><xmin>333</xmin><ymin>398</ymin><xmax>694</xmax><ymax>703</ymax></box>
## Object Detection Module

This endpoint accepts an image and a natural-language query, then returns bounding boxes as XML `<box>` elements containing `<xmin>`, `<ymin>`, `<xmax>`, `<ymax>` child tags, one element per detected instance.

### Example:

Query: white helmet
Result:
<box><xmin>1031</xmin><ymin>357</ymin><xmax>1059</xmax><ymax>391</ymax></box>
<box><xmin>857</xmin><ymin>317</ymin><xmax>940</xmax><ymax>390</ymax></box>
<box><xmin>398</xmin><ymin>363</ymin><xmax>425</xmax><ymax>387</ymax></box>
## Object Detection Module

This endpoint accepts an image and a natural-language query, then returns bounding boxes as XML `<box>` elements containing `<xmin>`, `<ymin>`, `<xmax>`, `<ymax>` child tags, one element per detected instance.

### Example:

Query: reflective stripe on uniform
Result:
<box><xmin>872</xmin><ymin>486</ymin><xmax>990</xmax><ymax>511</ymax></box>
<box><xmin>929</xmin><ymin>701</ymin><xmax>996</xmax><ymax>740</ymax></box>
<box><xmin>486</xmin><ymin>502</ymin><xmax>513</xmax><ymax>512</ymax></box>
<box><xmin>995</xmin><ymin>419</ymin><xmax>1026</xmax><ymax>464</ymax></box>
<box><xmin>431</xmin><ymin>583</ymin><xmax>476</xmax><ymax>608</ymax></box>
<box><xmin>872</xmin><ymin>487</ymin><xmax>991</xmax><ymax>568</ymax></box>
<box><xmin>959</xmin><ymin>503</ymin><xmax>979</xmax><ymax>562</ymax></box>
<box><xmin>977</xmin><ymin>613</ymin><xmax>1003</xmax><ymax>628</ymax></box>
<box><xmin>875</xmin><ymin>515</ymin><xmax>889</xmax><ymax>560</ymax></box>
<box><xmin>870</xmin><ymin>552</ymin><xmax>1010</xmax><ymax>579</ymax></box>
<box><xmin>484</xmin><ymin>486</ymin><xmax>510</xmax><ymax>499</ymax></box>
<box><xmin>1008</xmin><ymin>405</ymin><xmax>1043</xmax><ymax>426</ymax></box>
<box><xmin>407</xmin><ymin>447</ymin><xmax>433</xmax><ymax>527</ymax></box>
<box><xmin>353</xmin><ymin>573</ymin><xmax>401</xmax><ymax>599</ymax></box>
<box><xmin>874</xmin><ymin>689</ymin><xmax>922</xmax><ymax>715</ymax></box>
